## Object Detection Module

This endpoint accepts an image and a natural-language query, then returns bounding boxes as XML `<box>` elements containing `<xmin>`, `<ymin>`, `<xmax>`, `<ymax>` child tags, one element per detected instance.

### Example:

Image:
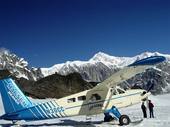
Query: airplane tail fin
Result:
<box><xmin>0</xmin><ymin>78</ymin><xmax>33</xmax><ymax>114</ymax></box>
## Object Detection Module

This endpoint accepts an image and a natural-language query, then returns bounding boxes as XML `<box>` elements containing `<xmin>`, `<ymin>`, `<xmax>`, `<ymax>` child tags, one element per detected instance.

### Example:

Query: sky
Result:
<box><xmin>0</xmin><ymin>0</ymin><xmax>169</xmax><ymax>67</ymax></box>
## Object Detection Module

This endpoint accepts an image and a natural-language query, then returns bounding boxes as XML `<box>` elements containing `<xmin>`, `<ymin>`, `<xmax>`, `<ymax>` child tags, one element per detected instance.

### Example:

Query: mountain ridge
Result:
<box><xmin>40</xmin><ymin>51</ymin><xmax>170</xmax><ymax>82</ymax></box>
<box><xmin>0</xmin><ymin>48</ymin><xmax>170</xmax><ymax>96</ymax></box>
<box><xmin>0</xmin><ymin>48</ymin><xmax>170</xmax><ymax>82</ymax></box>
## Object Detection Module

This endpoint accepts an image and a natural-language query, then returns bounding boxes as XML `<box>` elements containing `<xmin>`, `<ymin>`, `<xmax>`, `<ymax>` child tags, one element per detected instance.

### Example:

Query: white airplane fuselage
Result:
<box><xmin>1</xmin><ymin>86</ymin><xmax>150</xmax><ymax>121</ymax></box>
<box><xmin>37</xmin><ymin>87</ymin><xmax>149</xmax><ymax>119</ymax></box>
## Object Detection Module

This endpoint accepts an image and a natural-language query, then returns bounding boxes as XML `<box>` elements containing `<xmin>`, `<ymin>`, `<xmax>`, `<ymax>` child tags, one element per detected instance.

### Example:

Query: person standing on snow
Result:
<box><xmin>148</xmin><ymin>100</ymin><xmax>154</xmax><ymax>118</ymax></box>
<box><xmin>141</xmin><ymin>102</ymin><xmax>147</xmax><ymax>118</ymax></box>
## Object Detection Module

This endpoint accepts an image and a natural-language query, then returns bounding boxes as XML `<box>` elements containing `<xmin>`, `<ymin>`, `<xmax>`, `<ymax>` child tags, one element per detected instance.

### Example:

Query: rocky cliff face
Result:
<box><xmin>120</xmin><ymin>64</ymin><xmax>170</xmax><ymax>95</ymax></box>
<box><xmin>17</xmin><ymin>72</ymin><xmax>95</xmax><ymax>99</ymax></box>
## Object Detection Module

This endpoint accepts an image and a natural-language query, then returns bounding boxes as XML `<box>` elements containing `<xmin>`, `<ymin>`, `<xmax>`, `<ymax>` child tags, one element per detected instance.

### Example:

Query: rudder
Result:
<box><xmin>0</xmin><ymin>78</ymin><xmax>33</xmax><ymax>114</ymax></box>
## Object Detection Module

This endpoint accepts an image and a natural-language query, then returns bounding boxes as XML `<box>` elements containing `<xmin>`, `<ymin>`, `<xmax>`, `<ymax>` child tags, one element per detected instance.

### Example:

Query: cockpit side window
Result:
<box><xmin>78</xmin><ymin>95</ymin><xmax>86</xmax><ymax>101</ymax></box>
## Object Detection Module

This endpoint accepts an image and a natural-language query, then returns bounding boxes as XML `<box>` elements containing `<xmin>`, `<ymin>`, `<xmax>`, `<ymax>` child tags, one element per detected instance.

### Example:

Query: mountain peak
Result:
<box><xmin>95</xmin><ymin>51</ymin><xmax>109</xmax><ymax>56</ymax></box>
<box><xmin>0</xmin><ymin>48</ymin><xmax>36</xmax><ymax>80</ymax></box>
<box><xmin>136</xmin><ymin>51</ymin><xmax>170</xmax><ymax>61</ymax></box>
<box><xmin>140</xmin><ymin>51</ymin><xmax>159</xmax><ymax>56</ymax></box>
<box><xmin>90</xmin><ymin>52</ymin><xmax>116</xmax><ymax>62</ymax></box>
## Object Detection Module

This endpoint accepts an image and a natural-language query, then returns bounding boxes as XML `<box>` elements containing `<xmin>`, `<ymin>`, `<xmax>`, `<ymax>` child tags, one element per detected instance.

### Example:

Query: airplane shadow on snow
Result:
<box><xmin>0</xmin><ymin>119</ymin><xmax>103</xmax><ymax>127</ymax></box>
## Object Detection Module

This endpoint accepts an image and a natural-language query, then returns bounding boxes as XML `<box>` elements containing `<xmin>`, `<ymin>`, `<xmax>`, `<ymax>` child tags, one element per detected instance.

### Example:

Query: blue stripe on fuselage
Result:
<box><xmin>50</xmin><ymin>101</ymin><xmax>62</xmax><ymax>117</ymax></box>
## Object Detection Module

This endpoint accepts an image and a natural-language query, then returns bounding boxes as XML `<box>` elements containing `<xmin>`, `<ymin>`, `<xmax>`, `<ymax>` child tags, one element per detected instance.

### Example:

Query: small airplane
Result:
<box><xmin>0</xmin><ymin>56</ymin><xmax>166</xmax><ymax>125</ymax></box>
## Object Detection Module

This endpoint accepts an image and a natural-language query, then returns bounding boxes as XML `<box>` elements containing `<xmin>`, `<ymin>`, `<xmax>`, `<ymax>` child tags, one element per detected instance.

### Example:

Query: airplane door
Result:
<box><xmin>86</xmin><ymin>89</ymin><xmax>108</xmax><ymax>115</ymax></box>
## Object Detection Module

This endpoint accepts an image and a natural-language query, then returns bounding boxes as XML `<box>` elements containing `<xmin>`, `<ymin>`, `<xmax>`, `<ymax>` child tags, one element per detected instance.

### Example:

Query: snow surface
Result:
<box><xmin>0</xmin><ymin>94</ymin><xmax>170</xmax><ymax>127</ymax></box>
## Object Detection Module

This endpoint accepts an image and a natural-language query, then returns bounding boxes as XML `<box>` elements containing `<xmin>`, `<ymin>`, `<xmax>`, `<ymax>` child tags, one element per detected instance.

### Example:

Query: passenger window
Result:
<box><xmin>117</xmin><ymin>88</ymin><xmax>125</xmax><ymax>94</ymax></box>
<box><xmin>67</xmin><ymin>98</ymin><xmax>76</xmax><ymax>103</ymax></box>
<box><xmin>78</xmin><ymin>96</ymin><xmax>86</xmax><ymax>101</ymax></box>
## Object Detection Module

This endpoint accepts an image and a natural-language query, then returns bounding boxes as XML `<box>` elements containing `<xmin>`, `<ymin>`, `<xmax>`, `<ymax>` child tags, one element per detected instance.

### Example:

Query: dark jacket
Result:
<box><xmin>149</xmin><ymin>102</ymin><xmax>154</xmax><ymax>110</ymax></box>
<box><xmin>141</xmin><ymin>104</ymin><xmax>146</xmax><ymax>111</ymax></box>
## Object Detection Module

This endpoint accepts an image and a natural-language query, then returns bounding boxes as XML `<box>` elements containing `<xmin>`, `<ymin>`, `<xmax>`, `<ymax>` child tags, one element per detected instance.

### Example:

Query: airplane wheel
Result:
<box><xmin>119</xmin><ymin>115</ymin><xmax>130</xmax><ymax>126</ymax></box>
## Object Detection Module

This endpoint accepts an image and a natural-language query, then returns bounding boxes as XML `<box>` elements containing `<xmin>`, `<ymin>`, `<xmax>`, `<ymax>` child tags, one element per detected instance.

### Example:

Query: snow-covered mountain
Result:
<box><xmin>40</xmin><ymin>51</ymin><xmax>170</xmax><ymax>82</ymax></box>
<box><xmin>36</xmin><ymin>51</ymin><xmax>170</xmax><ymax>94</ymax></box>
<box><xmin>1</xmin><ymin>48</ymin><xmax>170</xmax><ymax>82</ymax></box>
<box><xmin>0</xmin><ymin>48</ymin><xmax>170</xmax><ymax>94</ymax></box>
<box><xmin>0</xmin><ymin>48</ymin><xmax>36</xmax><ymax>80</ymax></box>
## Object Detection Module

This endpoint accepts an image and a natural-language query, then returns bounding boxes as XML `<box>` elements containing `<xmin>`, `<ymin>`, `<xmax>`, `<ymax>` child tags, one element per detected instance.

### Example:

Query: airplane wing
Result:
<box><xmin>93</xmin><ymin>56</ymin><xmax>166</xmax><ymax>90</ymax></box>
